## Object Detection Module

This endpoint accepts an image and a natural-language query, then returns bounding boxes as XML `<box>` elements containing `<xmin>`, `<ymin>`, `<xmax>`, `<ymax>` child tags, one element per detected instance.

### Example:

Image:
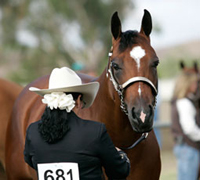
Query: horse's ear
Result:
<box><xmin>140</xmin><ymin>9</ymin><xmax>152</xmax><ymax>38</ymax></box>
<box><xmin>111</xmin><ymin>11</ymin><xmax>122</xmax><ymax>40</ymax></box>
<box><xmin>180</xmin><ymin>61</ymin><xmax>185</xmax><ymax>69</ymax></box>
<box><xmin>194</xmin><ymin>61</ymin><xmax>199</xmax><ymax>73</ymax></box>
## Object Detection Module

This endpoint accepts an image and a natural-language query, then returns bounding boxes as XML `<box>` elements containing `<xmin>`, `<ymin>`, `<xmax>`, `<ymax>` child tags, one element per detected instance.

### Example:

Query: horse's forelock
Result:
<box><xmin>119</xmin><ymin>30</ymin><xmax>139</xmax><ymax>52</ymax></box>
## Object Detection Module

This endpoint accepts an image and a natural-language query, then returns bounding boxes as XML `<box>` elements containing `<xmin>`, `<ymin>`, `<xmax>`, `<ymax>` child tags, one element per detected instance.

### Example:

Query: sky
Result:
<box><xmin>124</xmin><ymin>0</ymin><xmax>200</xmax><ymax>49</ymax></box>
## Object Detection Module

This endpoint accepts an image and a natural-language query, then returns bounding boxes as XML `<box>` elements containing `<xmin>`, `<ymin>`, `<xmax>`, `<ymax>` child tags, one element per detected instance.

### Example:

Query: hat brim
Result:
<box><xmin>29</xmin><ymin>82</ymin><xmax>99</xmax><ymax>108</ymax></box>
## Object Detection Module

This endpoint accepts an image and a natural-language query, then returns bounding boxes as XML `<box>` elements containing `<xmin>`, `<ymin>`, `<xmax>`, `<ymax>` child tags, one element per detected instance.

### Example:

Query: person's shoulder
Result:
<box><xmin>82</xmin><ymin>119</ymin><xmax>106</xmax><ymax>137</ymax></box>
<box><xmin>176</xmin><ymin>98</ymin><xmax>192</xmax><ymax>105</ymax></box>
<box><xmin>71</xmin><ymin>112</ymin><xmax>103</xmax><ymax>127</ymax></box>
<box><xmin>71</xmin><ymin>112</ymin><xmax>106</xmax><ymax>135</ymax></box>
<box><xmin>176</xmin><ymin>98</ymin><xmax>195</xmax><ymax>111</ymax></box>
<box><xmin>26</xmin><ymin>121</ymin><xmax>40</xmax><ymax>132</ymax></box>
<box><xmin>83</xmin><ymin>119</ymin><xmax>105</xmax><ymax>128</ymax></box>
<box><xmin>25</xmin><ymin>121</ymin><xmax>40</xmax><ymax>142</ymax></box>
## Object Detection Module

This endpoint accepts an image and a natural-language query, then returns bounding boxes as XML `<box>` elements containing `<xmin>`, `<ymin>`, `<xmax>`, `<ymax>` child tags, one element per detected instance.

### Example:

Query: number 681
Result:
<box><xmin>44</xmin><ymin>169</ymin><xmax>73</xmax><ymax>180</ymax></box>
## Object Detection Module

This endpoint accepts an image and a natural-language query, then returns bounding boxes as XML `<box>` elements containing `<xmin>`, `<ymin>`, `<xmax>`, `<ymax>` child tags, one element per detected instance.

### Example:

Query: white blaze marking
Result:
<box><xmin>138</xmin><ymin>84</ymin><xmax>142</xmax><ymax>97</ymax></box>
<box><xmin>130</xmin><ymin>46</ymin><xmax>146</xmax><ymax>71</ymax></box>
<box><xmin>130</xmin><ymin>46</ymin><xmax>145</xmax><ymax>96</ymax></box>
<box><xmin>140</xmin><ymin>111</ymin><xmax>146</xmax><ymax>123</ymax></box>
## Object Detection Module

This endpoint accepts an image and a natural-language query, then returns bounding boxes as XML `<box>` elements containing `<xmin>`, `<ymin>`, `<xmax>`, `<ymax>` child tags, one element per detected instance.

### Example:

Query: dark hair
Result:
<box><xmin>38</xmin><ymin>93</ymin><xmax>82</xmax><ymax>144</ymax></box>
<box><xmin>119</xmin><ymin>30</ymin><xmax>139</xmax><ymax>52</ymax></box>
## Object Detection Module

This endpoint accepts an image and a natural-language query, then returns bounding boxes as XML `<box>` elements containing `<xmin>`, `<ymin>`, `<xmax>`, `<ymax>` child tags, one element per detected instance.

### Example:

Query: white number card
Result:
<box><xmin>38</xmin><ymin>162</ymin><xmax>80</xmax><ymax>180</ymax></box>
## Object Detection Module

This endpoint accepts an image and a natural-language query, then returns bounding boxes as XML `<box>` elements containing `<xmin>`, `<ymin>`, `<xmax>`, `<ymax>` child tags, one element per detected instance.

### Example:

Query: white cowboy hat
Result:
<box><xmin>29</xmin><ymin>67</ymin><xmax>99</xmax><ymax>108</ymax></box>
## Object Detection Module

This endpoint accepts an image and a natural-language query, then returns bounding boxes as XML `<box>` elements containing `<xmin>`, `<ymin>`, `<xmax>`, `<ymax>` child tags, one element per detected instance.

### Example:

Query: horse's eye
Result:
<box><xmin>152</xmin><ymin>60</ymin><xmax>159</xmax><ymax>68</ymax></box>
<box><xmin>112</xmin><ymin>62</ymin><xmax>121</xmax><ymax>71</ymax></box>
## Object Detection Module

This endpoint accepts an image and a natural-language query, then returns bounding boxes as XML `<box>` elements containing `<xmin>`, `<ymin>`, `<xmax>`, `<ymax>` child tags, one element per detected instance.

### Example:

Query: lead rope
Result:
<box><xmin>120</xmin><ymin>133</ymin><xmax>149</xmax><ymax>150</ymax></box>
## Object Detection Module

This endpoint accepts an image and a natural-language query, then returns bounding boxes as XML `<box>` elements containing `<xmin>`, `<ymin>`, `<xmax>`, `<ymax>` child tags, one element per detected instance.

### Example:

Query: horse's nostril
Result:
<box><xmin>132</xmin><ymin>107</ymin><xmax>136</xmax><ymax>119</ymax></box>
<box><xmin>131</xmin><ymin>105</ymin><xmax>154</xmax><ymax>122</ymax></box>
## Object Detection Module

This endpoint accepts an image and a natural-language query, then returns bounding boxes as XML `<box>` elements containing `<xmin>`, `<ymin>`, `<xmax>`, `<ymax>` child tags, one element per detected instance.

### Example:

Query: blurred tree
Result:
<box><xmin>0</xmin><ymin>0</ymin><xmax>134</xmax><ymax>84</ymax></box>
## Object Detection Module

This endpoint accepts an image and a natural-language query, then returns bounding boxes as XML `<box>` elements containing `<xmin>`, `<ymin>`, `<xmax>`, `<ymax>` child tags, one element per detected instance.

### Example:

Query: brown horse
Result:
<box><xmin>5</xmin><ymin>10</ymin><xmax>161</xmax><ymax>179</ymax></box>
<box><xmin>0</xmin><ymin>78</ymin><xmax>22</xmax><ymax>173</ymax></box>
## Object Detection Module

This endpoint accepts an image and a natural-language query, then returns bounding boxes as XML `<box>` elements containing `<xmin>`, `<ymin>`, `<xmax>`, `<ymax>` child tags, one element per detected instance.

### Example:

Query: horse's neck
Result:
<box><xmin>80</xmin><ymin>69</ymin><xmax>140</xmax><ymax>147</ymax></box>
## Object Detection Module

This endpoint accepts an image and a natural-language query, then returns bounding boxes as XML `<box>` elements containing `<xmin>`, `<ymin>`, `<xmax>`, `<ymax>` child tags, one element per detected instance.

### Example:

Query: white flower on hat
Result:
<box><xmin>42</xmin><ymin>92</ymin><xmax>75</xmax><ymax>112</ymax></box>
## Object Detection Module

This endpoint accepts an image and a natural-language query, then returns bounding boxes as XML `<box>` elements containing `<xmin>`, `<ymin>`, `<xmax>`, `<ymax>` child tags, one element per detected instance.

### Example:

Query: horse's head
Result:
<box><xmin>107</xmin><ymin>10</ymin><xmax>158</xmax><ymax>133</ymax></box>
<box><xmin>180</xmin><ymin>60</ymin><xmax>199</xmax><ymax>74</ymax></box>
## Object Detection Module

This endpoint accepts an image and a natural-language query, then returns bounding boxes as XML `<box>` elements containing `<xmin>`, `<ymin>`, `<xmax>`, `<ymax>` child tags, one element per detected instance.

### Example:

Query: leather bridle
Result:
<box><xmin>106</xmin><ymin>47</ymin><xmax>158</xmax><ymax>150</ymax></box>
<box><xmin>106</xmin><ymin>48</ymin><xmax>158</xmax><ymax>115</ymax></box>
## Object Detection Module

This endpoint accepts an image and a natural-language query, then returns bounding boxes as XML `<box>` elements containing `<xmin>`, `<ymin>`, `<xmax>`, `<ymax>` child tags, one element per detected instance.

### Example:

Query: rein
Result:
<box><xmin>106</xmin><ymin>47</ymin><xmax>157</xmax><ymax>149</ymax></box>
<box><xmin>121</xmin><ymin>133</ymin><xmax>148</xmax><ymax>150</ymax></box>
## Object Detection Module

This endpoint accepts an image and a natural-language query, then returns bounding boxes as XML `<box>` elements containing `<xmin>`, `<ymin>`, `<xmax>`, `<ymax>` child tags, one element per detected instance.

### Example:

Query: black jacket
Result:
<box><xmin>24</xmin><ymin>111</ymin><xmax>130</xmax><ymax>180</ymax></box>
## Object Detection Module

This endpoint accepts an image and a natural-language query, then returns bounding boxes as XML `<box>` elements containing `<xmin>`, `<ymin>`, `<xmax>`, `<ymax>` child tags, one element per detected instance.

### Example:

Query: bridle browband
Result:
<box><xmin>106</xmin><ymin>47</ymin><xmax>158</xmax><ymax>149</ymax></box>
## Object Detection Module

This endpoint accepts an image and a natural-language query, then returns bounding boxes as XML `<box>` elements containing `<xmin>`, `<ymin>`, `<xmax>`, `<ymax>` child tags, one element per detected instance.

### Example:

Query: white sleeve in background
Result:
<box><xmin>176</xmin><ymin>98</ymin><xmax>200</xmax><ymax>142</ymax></box>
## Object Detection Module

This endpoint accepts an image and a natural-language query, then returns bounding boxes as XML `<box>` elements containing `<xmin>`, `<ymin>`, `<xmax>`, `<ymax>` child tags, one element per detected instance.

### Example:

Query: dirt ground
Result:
<box><xmin>158</xmin><ymin>128</ymin><xmax>177</xmax><ymax>180</ymax></box>
<box><xmin>160</xmin><ymin>149</ymin><xmax>177</xmax><ymax>180</ymax></box>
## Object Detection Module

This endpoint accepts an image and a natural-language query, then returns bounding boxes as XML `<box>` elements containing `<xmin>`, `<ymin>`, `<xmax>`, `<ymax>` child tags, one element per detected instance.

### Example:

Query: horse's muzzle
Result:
<box><xmin>129</xmin><ymin>105</ymin><xmax>154</xmax><ymax>133</ymax></box>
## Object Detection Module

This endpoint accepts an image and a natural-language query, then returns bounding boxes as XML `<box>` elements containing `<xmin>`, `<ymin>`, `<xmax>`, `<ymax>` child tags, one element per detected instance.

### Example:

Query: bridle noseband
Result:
<box><xmin>106</xmin><ymin>47</ymin><xmax>158</xmax><ymax>149</ymax></box>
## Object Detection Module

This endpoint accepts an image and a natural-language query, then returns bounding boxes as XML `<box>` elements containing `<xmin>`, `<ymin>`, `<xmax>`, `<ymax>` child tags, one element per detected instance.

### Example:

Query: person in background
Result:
<box><xmin>171</xmin><ymin>71</ymin><xmax>200</xmax><ymax>180</ymax></box>
<box><xmin>24</xmin><ymin>67</ymin><xmax>130</xmax><ymax>180</ymax></box>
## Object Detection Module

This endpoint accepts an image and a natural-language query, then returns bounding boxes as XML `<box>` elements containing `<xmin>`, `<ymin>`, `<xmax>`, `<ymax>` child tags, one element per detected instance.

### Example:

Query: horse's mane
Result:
<box><xmin>119</xmin><ymin>30</ymin><xmax>139</xmax><ymax>52</ymax></box>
